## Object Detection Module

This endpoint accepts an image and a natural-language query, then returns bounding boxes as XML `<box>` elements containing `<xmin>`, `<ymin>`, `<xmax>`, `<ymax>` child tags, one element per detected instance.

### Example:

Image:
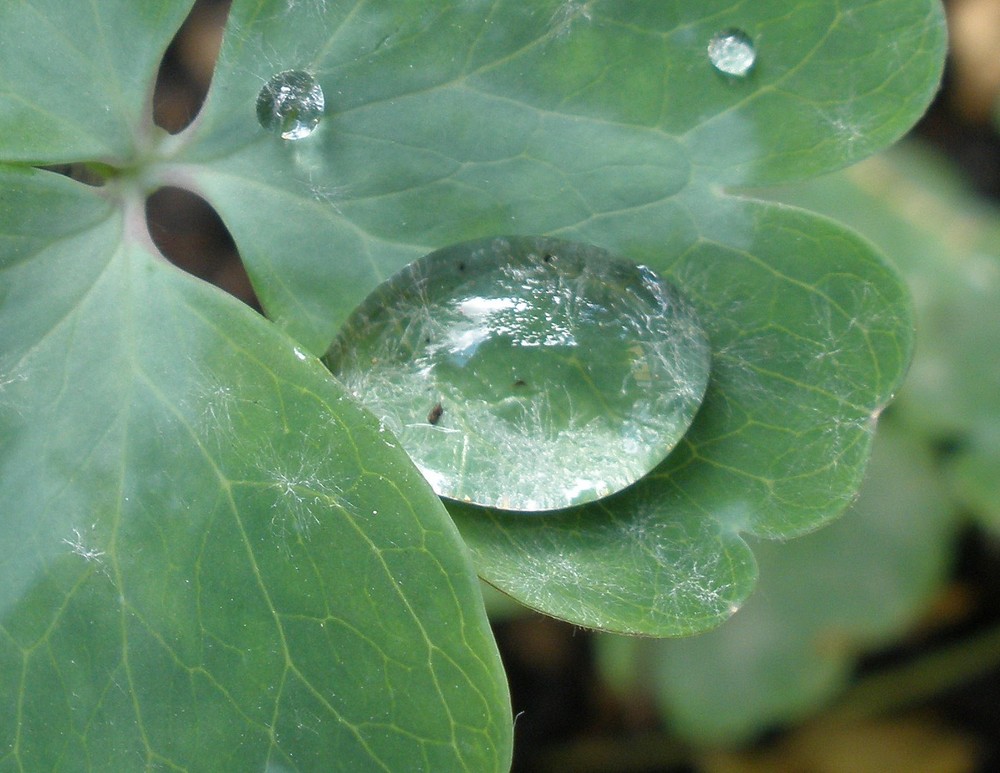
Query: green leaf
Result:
<box><xmin>0</xmin><ymin>0</ymin><xmax>195</xmax><ymax>164</ymax></box>
<box><xmin>176</xmin><ymin>0</ymin><xmax>945</xmax><ymax>351</ymax></box>
<box><xmin>766</xmin><ymin>143</ymin><xmax>1000</xmax><ymax>531</ymax></box>
<box><xmin>0</xmin><ymin>167</ymin><xmax>511</xmax><ymax>771</ymax></box>
<box><xmin>0</xmin><ymin>0</ymin><xmax>942</xmax><ymax>708</ymax></box>
<box><xmin>324</xmin><ymin>236</ymin><xmax>710</xmax><ymax>511</ymax></box>
<box><xmin>161</xmin><ymin>0</ymin><xmax>939</xmax><ymax>633</ymax></box>
<box><xmin>596</xmin><ymin>420</ymin><xmax>957</xmax><ymax>744</ymax></box>
<box><xmin>452</xmin><ymin>199</ymin><xmax>913</xmax><ymax>635</ymax></box>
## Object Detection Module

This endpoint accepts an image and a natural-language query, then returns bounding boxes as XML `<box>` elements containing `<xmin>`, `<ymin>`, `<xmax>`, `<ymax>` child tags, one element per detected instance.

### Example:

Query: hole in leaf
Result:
<box><xmin>153</xmin><ymin>0</ymin><xmax>231</xmax><ymax>134</ymax></box>
<box><xmin>37</xmin><ymin>164</ymin><xmax>107</xmax><ymax>187</ymax></box>
<box><xmin>145</xmin><ymin>186</ymin><xmax>260</xmax><ymax>310</ymax></box>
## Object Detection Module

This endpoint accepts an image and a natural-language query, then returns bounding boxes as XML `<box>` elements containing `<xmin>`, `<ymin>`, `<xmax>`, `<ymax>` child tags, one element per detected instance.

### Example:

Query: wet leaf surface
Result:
<box><xmin>157</xmin><ymin>0</ymin><xmax>942</xmax><ymax>632</ymax></box>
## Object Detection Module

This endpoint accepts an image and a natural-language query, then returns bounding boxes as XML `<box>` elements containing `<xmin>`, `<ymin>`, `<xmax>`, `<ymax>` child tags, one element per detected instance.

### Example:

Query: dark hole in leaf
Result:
<box><xmin>36</xmin><ymin>164</ymin><xmax>106</xmax><ymax>187</ymax></box>
<box><xmin>153</xmin><ymin>0</ymin><xmax>232</xmax><ymax>134</ymax></box>
<box><xmin>145</xmin><ymin>186</ymin><xmax>260</xmax><ymax>310</ymax></box>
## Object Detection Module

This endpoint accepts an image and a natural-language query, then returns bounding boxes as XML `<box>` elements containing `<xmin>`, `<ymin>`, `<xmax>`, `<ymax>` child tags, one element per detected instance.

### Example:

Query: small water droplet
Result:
<box><xmin>708</xmin><ymin>29</ymin><xmax>756</xmax><ymax>76</ymax></box>
<box><xmin>293</xmin><ymin>347</ymin><xmax>308</xmax><ymax>361</ymax></box>
<box><xmin>256</xmin><ymin>70</ymin><xmax>325</xmax><ymax>140</ymax></box>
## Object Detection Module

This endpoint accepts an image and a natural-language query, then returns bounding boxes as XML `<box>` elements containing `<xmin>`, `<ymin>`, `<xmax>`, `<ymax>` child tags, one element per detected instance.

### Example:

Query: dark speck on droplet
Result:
<box><xmin>458</xmin><ymin>262</ymin><xmax>466</xmax><ymax>272</ymax></box>
<box><xmin>428</xmin><ymin>402</ymin><xmax>444</xmax><ymax>425</ymax></box>
<box><xmin>513</xmin><ymin>379</ymin><xmax>527</xmax><ymax>388</ymax></box>
<box><xmin>543</xmin><ymin>253</ymin><xmax>555</xmax><ymax>263</ymax></box>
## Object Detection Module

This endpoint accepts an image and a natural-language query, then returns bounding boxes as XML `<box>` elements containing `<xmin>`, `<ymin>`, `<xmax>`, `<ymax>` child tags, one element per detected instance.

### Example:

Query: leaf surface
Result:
<box><xmin>179</xmin><ymin>0</ymin><xmax>945</xmax><ymax>351</ymax></box>
<box><xmin>166</xmin><ymin>0</ymin><xmax>942</xmax><ymax>633</ymax></box>
<box><xmin>451</xmin><ymin>199</ymin><xmax>913</xmax><ymax>634</ymax></box>
<box><xmin>0</xmin><ymin>0</ymin><xmax>195</xmax><ymax>163</ymax></box>
<box><xmin>0</xmin><ymin>167</ymin><xmax>512</xmax><ymax>770</ymax></box>
<box><xmin>768</xmin><ymin>144</ymin><xmax>1000</xmax><ymax>532</ymax></box>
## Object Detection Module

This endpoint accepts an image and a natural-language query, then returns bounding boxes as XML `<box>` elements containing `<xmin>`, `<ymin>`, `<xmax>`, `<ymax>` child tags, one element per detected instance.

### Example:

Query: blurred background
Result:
<box><xmin>150</xmin><ymin>1</ymin><xmax>1000</xmax><ymax>770</ymax></box>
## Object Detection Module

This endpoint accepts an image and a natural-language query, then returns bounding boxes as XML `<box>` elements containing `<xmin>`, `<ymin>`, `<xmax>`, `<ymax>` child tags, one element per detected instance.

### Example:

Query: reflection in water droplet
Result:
<box><xmin>256</xmin><ymin>70</ymin><xmax>325</xmax><ymax>140</ymax></box>
<box><xmin>325</xmin><ymin>238</ymin><xmax>711</xmax><ymax>512</ymax></box>
<box><xmin>708</xmin><ymin>29</ymin><xmax>756</xmax><ymax>76</ymax></box>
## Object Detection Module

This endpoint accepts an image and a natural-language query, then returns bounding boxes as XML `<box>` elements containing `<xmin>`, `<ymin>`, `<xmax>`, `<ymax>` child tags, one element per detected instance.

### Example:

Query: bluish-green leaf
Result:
<box><xmin>0</xmin><ymin>167</ymin><xmax>512</xmax><ymax>771</ymax></box>
<box><xmin>0</xmin><ymin>0</ymin><xmax>194</xmax><ymax>164</ymax></box>
<box><xmin>176</xmin><ymin>0</ymin><xmax>945</xmax><ymax>351</ymax></box>
<box><xmin>767</xmin><ymin>143</ymin><xmax>1000</xmax><ymax>532</ymax></box>
<box><xmin>163</xmin><ymin>0</ymin><xmax>938</xmax><ymax>633</ymax></box>
<box><xmin>0</xmin><ymin>0</ymin><xmax>942</xmax><ymax>656</ymax></box>
<box><xmin>452</xmin><ymin>199</ymin><xmax>913</xmax><ymax>634</ymax></box>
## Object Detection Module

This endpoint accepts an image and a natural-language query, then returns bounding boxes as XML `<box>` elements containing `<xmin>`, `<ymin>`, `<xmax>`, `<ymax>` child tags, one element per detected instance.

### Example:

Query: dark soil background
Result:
<box><xmin>148</xmin><ymin>2</ymin><xmax>1000</xmax><ymax>770</ymax></box>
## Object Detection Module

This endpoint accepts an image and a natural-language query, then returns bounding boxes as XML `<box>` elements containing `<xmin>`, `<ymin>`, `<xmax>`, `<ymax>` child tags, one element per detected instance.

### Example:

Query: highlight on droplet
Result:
<box><xmin>707</xmin><ymin>29</ymin><xmax>756</xmax><ymax>77</ymax></box>
<box><xmin>255</xmin><ymin>70</ymin><xmax>325</xmax><ymax>140</ymax></box>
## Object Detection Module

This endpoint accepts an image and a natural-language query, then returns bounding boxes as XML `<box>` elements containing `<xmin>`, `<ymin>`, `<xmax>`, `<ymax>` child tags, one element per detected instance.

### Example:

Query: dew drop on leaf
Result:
<box><xmin>707</xmin><ymin>29</ymin><xmax>756</xmax><ymax>76</ymax></box>
<box><xmin>324</xmin><ymin>237</ymin><xmax>711</xmax><ymax>512</ymax></box>
<box><xmin>255</xmin><ymin>70</ymin><xmax>325</xmax><ymax>140</ymax></box>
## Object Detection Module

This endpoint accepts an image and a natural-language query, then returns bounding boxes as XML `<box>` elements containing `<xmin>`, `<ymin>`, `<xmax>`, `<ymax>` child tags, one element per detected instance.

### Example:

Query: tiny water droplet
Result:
<box><xmin>256</xmin><ymin>70</ymin><xmax>325</xmax><ymax>140</ymax></box>
<box><xmin>293</xmin><ymin>347</ymin><xmax>308</xmax><ymax>361</ymax></box>
<box><xmin>708</xmin><ymin>29</ymin><xmax>756</xmax><ymax>76</ymax></box>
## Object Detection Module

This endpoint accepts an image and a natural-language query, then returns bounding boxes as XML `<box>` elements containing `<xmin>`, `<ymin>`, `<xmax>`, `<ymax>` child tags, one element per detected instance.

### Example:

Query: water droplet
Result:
<box><xmin>256</xmin><ymin>70</ymin><xmax>325</xmax><ymax>140</ymax></box>
<box><xmin>325</xmin><ymin>237</ymin><xmax>711</xmax><ymax>512</ymax></box>
<box><xmin>293</xmin><ymin>347</ymin><xmax>308</xmax><ymax>361</ymax></box>
<box><xmin>708</xmin><ymin>29</ymin><xmax>756</xmax><ymax>77</ymax></box>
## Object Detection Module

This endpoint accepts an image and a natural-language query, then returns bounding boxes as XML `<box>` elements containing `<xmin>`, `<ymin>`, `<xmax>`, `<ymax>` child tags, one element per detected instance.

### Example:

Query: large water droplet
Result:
<box><xmin>708</xmin><ymin>29</ymin><xmax>756</xmax><ymax>77</ymax></box>
<box><xmin>256</xmin><ymin>70</ymin><xmax>325</xmax><ymax>140</ymax></box>
<box><xmin>325</xmin><ymin>237</ymin><xmax>711</xmax><ymax>512</ymax></box>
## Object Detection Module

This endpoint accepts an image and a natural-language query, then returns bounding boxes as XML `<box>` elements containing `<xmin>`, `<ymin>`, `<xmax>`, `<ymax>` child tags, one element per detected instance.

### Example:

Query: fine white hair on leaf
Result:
<box><xmin>0</xmin><ymin>355</ymin><xmax>31</xmax><ymax>417</ymax></box>
<box><xmin>238</xmin><ymin>431</ymin><xmax>362</xmax><ymax>551</ymax></box>
<box><xmin>547</xmin><ymin>1</ymin><xmax>594</xmax><ymax>40</ymax></box>
<box><xmin>62</xmin><ymin>527</ymin><xmax>109</xmax><ymax>578</ymax></box>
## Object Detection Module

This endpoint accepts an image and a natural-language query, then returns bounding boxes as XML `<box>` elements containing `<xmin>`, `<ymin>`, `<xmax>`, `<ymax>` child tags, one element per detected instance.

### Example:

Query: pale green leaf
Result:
<box><xmin>0</xmin><ymin>0</ymin><xmax>195</xmax><ymax>164</ymax></box>
<box><xmin>0</xmin><ymin>167</ymin><xmax>511</xmax><ymax>771</ymax></box>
